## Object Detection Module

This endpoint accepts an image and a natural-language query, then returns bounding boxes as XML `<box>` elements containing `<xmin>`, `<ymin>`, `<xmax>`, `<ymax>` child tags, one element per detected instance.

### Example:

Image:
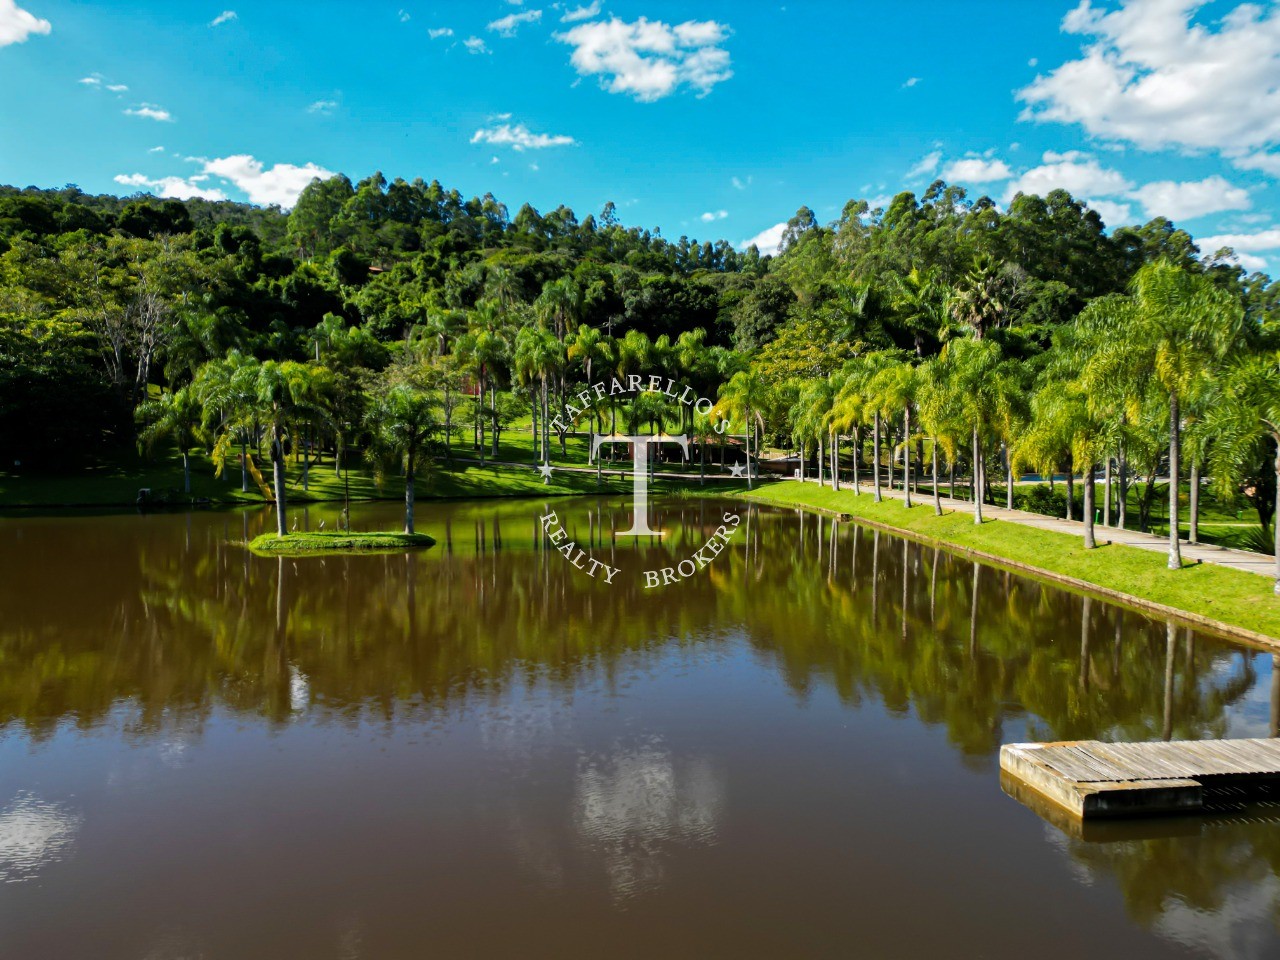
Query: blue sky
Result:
<box><xmin>3</xmin><ymin>0</ymin><xmax>1280</xmax><ymax>269</ymax></box>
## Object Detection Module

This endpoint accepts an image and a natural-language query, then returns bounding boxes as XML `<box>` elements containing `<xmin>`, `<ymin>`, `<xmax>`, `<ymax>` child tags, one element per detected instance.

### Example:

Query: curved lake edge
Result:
<box><xmin>735</xmin><ymin>484</ymin><xmax>1280</xmax><ymax>651</ymax></box>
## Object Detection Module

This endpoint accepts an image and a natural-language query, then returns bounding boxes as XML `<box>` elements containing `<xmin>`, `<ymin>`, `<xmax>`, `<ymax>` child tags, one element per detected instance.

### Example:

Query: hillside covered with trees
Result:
<box><xmin>2</xmin><ymin>173</ymin><xmax>1279</xmax><ymax>577</ymax></box>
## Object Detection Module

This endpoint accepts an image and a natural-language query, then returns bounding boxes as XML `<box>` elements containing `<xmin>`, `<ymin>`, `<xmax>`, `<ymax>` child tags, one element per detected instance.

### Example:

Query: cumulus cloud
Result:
<box><xmin>106</xmin><ymin>83</ymin><xmax>127</xmax><ymax>92</ymax></box>
<box><xmin>902</xmin><ymin>76</ymin><xmax>920</xmax><ymax>88</ymax></box>
<box><xmin>941</xmin><ymin>157</ymin><xmax>1012</xmax><ymax>183</ymax></box>
<box><xmin>555</xmin><ymin>16</ymin><xmax>732</xmax><ymax>101</ymax></box>
<box><xmin>1086</xmin><ymin>198</ymin><xmax>1135</xmax><ymax>227</ymax></box>
<box><xmin>78</xmin><ymin>74</ymin><xmax>101</xmax><ymax>86</ymax></box>
<box><xmin>124</xmin><ymin>103</ymin><xmax>173</xmax><ymax>122</ymax></box>
<box><xmin>428</xmin><ymin>27</ymin><xmax>453</xmax><ymax>39</ymax></box>
<box><xmin>1002</xmin><ymin>151</ymin><xmax>1132</xmax><ymax>203</ymax></box>
<box><xmin>561</xmin><ymin>1</ymin><xmax>600</xmax><ymax>22</ymax></box>
<box><xmin>471</xmin><ymin>122</ymin><xmax>576</xmax><ymax>150</ymax></box>
<box><xmin>741</xmin><ymin>221</ymin><xmax>786</xmax><ymax>256</ymax></box>
<box><xmin>307</xmin><ymin>99</ymin><xmax>338</xmax><ymax>115</ymax></box>
<box><xmin>114</xmin><ymin>173</ymin><xmax>227</xmax><ymax>202</ymax></box>
<box><xmin>906</xmin><ymin>150</ymin><xmax>941</xmax><ymax>180</ymax></box>
<box><xmin>201</xmin><ymin>155</ymin><xmax>335</xmax><ymax>208</ymax></box>
<box><xmin>700</xmin><ymin>210</ymin><xmax>727</xmax><ymax>222</ymax></box>
<box><xmin>1130</xmin><ymin>175</ymin><xmax>1251</xmax><ymax>220</ymax></box>
<box><xmin>209</xmin><ymin>10</ymin><xmax>236</xmax><ymax>27</ymax></box>
<box><xmin>0</xmin><ymin>0</ymin><xmax>50</xmax><ymax>46</ymax></box>
<box><xmin>488</xmin><ymin>9</ymin><xmax>541</xmax><ymax>36</ymax></box>
<box><xmin>1018</xmin><ymin>0</ymin><xmax>1280</xmax><ymax>161</ymax></box>
<box><xmin>464</xmin><ymin>36</ymin><xmax>488</xmax><ymax>54</ymax></box>
<box><xmin>1196</xmin><ymin>227</ymin><xmax>1280</xmax><ymax>253</ymax></box>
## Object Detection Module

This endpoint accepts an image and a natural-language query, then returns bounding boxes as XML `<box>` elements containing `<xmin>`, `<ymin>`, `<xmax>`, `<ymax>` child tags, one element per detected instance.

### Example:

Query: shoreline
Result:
<box><xmin>735</xmin><ymin>481</ymin><xmax>1280</xmax><ymax>649</ymax></box>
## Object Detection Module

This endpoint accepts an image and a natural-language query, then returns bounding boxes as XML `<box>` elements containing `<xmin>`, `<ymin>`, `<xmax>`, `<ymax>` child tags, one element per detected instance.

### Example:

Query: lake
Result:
<box><xmin>2</xmin><ymin>496</ymin><xmax>1278</xmax><ymax>959</ymax></box>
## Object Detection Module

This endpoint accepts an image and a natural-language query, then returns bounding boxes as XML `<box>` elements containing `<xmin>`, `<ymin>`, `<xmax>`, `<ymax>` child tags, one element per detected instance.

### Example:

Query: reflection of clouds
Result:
<box><xmin>574</xmin><ymin>740</ymin><xmax>724</xmax><ymax>901</ymax></box>
<box><xmin>1153</xmin><ymin>873</ymin><xmax>1280</xmax><ymax>960</ymax></box>
<box><xmin>0</xmin><ymin>792</ymin><xmax>82</xmax><ymax>883</ymax></box>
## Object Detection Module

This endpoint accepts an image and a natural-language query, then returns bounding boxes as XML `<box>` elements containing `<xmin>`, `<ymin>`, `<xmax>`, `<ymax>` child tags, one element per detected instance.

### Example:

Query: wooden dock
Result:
<box><xmin>1000</xmin><ymin>738</ymin><xmax>1280</xmax><ymax>820</ymax></box>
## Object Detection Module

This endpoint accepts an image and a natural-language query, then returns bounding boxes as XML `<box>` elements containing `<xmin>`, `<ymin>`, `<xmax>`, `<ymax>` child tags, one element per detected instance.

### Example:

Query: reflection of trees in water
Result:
<box><xmin>0</xmin><ymin>501</ymin><xmax>1262</xmax><ymax>754</ymax></box>
<box><xmin>2</xmin><ymin>500</ymin><xmax>1279</xmax><ymax>937</ymax></box>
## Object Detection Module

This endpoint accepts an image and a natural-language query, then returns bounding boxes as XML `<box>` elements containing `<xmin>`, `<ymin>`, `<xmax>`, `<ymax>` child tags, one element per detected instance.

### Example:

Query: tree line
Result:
<box><xmin>1</xmin><ymin>174</ymin><xmax>1278</xmax><ymax>587</ymax></box>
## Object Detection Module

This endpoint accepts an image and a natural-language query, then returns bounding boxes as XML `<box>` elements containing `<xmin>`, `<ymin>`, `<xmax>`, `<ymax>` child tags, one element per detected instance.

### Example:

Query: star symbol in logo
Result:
<box><xmin>729</xmin><ymin>462</ymin><xmax>746</xmax><ymax>478</ymax></box>
<box><xmin>538</xmin><ymin>462</ymin><xmax>554</xmax><ymax>480</ymax></box>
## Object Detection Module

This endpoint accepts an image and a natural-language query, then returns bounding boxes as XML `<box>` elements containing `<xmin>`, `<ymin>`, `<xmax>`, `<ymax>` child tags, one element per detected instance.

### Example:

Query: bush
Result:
<box><xmin>1013</xmin><ymin>485</ymin><xmax>1067</xmax><ymax>518</ymax></box>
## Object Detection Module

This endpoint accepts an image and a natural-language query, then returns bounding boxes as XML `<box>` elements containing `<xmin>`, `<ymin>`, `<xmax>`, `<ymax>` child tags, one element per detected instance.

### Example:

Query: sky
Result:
<box><xmin>2</xmin><ymin>0</ymin><xmax>1280</xmax><ymax>270</ymax></box>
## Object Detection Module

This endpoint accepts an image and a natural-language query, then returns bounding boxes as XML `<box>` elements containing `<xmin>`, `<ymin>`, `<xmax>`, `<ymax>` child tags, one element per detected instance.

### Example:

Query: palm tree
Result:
<box><xmin>1207</xmin><ymin>350</ymin><xmax>1280</xmax><ymax>593</ymax></box>
<box><xmin>253</xmin><ymin>360</ymin><xmax>335</xmax><ymax>536</ymax></box>
<box><xmin>136</xmin><ymin>385</ymin><xmax>204</xmax><ymax>494</ymax></box>
<box><xmin>367</xmin><ymin>379</ymin><xmax>439</xmax><ymax>534</ymax></box>
<box><xmin>917</xmin><ymin>356</ymin><xmax>963</xmax><ymax>516</ymax></box>
<box><xmin>870</xmin><ymin>360</ymin><xmax>921</xmax><ymax>508</ymax></box>
<box><xmin>716</xmin><ymin>368</ymin><xmax>769</xmax><ymax>489</ymax></box>
<box><xmin>947</xmin><ymin>254</ymin><xmax>1019</xmax><ymax>341</ymax></box>
<box><xmin>1078</xmin><ymin>261</ymin><xmax>1244</xmax><ymax>568</ymax></box>
<box><xmin>194</xmin><ymin>349</ymin><xmax>258</xmax><ymax>493</ymax></box>
<box><xmin>936</xmin><ymin>337</ymin><xmax>1004</xmax><ymax>523</ymax></box>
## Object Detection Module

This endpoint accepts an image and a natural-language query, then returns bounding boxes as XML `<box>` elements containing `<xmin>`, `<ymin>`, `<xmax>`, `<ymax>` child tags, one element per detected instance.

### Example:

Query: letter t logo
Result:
<box><xmin>593</xmin><ymin>434</ymin><xmax>689</xmax><ymax>536</ymax></box>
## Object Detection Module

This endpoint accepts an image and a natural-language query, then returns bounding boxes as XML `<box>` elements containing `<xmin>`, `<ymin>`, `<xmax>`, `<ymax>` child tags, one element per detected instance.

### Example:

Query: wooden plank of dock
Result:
<box><xmin>1000</xmin><ymin>738</ymin><xmax>1280</xmax><ymax>819</ymax></box>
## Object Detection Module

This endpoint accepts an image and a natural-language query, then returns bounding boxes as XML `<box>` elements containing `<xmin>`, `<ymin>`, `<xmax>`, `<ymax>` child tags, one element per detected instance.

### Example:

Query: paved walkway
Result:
<box><xmin>820</xmin><ymin>478</ymin><xmax>1276</xmax><ymax>579</ymax></box>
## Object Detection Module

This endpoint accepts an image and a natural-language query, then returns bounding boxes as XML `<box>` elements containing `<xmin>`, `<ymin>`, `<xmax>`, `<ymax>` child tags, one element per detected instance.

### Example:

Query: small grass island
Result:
<box><xmin>247</xmin><ymin>531</ymin><xmax>437</xmax><ymax>555</ymax></box>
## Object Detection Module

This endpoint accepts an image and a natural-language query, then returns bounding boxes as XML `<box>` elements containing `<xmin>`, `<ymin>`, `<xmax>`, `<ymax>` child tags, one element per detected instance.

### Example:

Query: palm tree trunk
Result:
<box><xmin>932</xmin><ymin>437</ymin><xmax>941</xmax><ymax>516</ymax></box>
<box><xmin>873</xmin><ymin>412</ymin><xmax>882</xmax><ymax>503</ymax></box>
<box><xmin>972</xmin><ymin>426</ymin><xmax>983</xmax><ymax>524</ymax></box>
<box><xmin>1189</xmin><ymin>458</ymin><xmax>1200</xmax><ymax>544</ymax></box>
<box><xmin>405</xmin><ymin>448</ymin><xmax>416</xmax><ymax>535</ymax></box>
<box><xmin>798</xmin><ymin>441</ymin><xmax>805</xmax><ymax>482</ymax></box>
<box><xmin>1168</xmin><ymin>391</ymin><xmax>1182</xmax><ymax>570</ymax></box>
<box><xmin>818</xmin><ymin>436</ymin><xmax>825</xmax><ymax>486</ymax></box>
<box><xmin>1272</xmin><ymin>441</ymin><xmax>1280</xmax><ymax>595</ymax></box>
<box><xmin>746</xmin><ymin>417</ymin><xmax>754</xmax><ymax>491</ymax></box>
<box><xmin>1083</xmin><ymin>461</ymin><xmax>1097</xmax><ymax>549</ymax></box>
<box><xmin>1065</xmin><ymin>466</ymin><xmax>1074</xmax><ymax>521</ymax></box>
<box><xmin>182</xmin><ymin>450</ymin><xmax>191</xmax><ymax>495</ymax></box>
<box><xmin>903</xmin><ymin>407</ymin><xmax>912</xmax><ymax>508</ymax></box>
<box><xmin>272</xmin><ymin>424</ymin><xmax>288</xmax><ymax>537</ymax></box>
<box><xmin>1004</xmin><ymin>443</ymin><xmax>1013</xmax><ymax>509</ymax></box>
<box><xmin>852</xmin><ymin>428</ymin><xmax>860</xmax><ymax>493</ymax></box>
<box><xmin>240</xmin><ymin>437</ymin><xmax>248</xmax><ymax>493</ymax></box>
<box><xmin>1103</xmin><ymin>456</ymin><xmax>1112</xmax><ymax>527</ymax></box>
<box><xmin>1118</xmin><ymin>442</ymin><xmax>1128</xmax><ymax>530</ymax></box>
<box><xmin>831</xmin><ymin>431</ymin><xmax>839</xmax><ymax>491</ymax></box>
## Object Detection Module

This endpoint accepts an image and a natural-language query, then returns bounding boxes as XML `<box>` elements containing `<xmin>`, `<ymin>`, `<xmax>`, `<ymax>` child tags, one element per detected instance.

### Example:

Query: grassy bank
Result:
<box><xmin>741</xmin><ymin>481</ymin><xmax>1280</xmax><ymax>642</ymax></box>
<box><xmin>0</xmin><ymin>449</ymin><xmax>633</xmax><ymax>508</ymax></box>
<box><xmin>248</xmin><ymin>531</ymin><xmax>437</xmax><ymax>554</ymax></box>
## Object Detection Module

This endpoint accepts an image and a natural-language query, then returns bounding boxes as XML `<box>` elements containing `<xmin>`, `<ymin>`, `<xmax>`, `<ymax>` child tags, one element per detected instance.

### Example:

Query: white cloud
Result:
<box><xmin>1018</xmin><ymin>0</ymin><xmax>1280</xmax><ymax>159</ymax></box>
<box><xmin>741</xmin><ymin>221</ymin><xmax>786</xmax><ymax>256</ymax></box>
<box><xmin>106</xmin><ymin>83</ymin><xmax>127</xmax><ymax>92</ymax></box>
<box><xmin>1086</xmin><ymin>199</ymin><xmax>1135</xmax><ymax>227</ymax></box>
<box><xmin>555</xmin><ymin>16</ymin><xmax>732</xmax><ymax>101</ymax></box>
<box><xmin>124</xmin><ymin>103</ymin><xmax>173</xmax><ymax>122</ymax></box>
<box><xmin>488</xmin><ymin>9</ymin><xmax>541</xmax><ymax>36</ymax></box>
<box><xmin>700</xmin><ymin>210</ymin><xmax>727</xmax><ymax>222</ymax></box>
<box><xmin>398</xmin><ymin>9</ymin><xmax>410</xmax><ymax>22</ymax></box>
<box><xmin>1234</xmin><ymin>152</ymin><xmax>1280</xmax><ymax>177</ymax></box>
<box><xmin>561</xmin><ymin>1</ymin><xmax>600</xmax><ymax>22</ymax></box>
<box><xmin>0</xmin><ymin>0</ymin><xmax>50</xmax><ymax>46</ymax></box>
<box><xmin>731</xmin><ymin>175</ymin><xmax>750</xmax><ymax>190</ymax></box>
<box><xmin>1130</xmin><ymin>175</ymin><xmax>1251</xmax><ymax>221</ymax></box>
<box><xmin>78</xmin><ymin>74</ymin><xmax>101</xmax><ymax>86</ymax></box>
<box><xmin>201</xmin><ymin>155</ymin><xmax>336</xmax><ymax>208</ymax></box>
<box><xmin>470</xmin><ymin>122</ymin><xmax>576</xmax><ymax>150</ymax></box>
<box><xmin>1002</xmin><ymin>151</ymin><xmax>1131</xmax><ymax>203</ymax></box>
<box><xmin>209</xmin><ymin>10</ymin><xmax>236</xmax><ymax>27</ymax></box>
<box><xmin>906</xmin><ymin>150</ymin><xmax>941</xmax><ymax>180</ymax></box>
<box><xmin>307</xmin><ymin>99</ymin><xmax>338</xmax><ymax>115</ymax></box>
<box><xmin>147</xmin><ymin>145</ymin><xmax>164</xmax><ymax>153</ymax></box>
<box><xmin>428</xmin><ymin>27</ymin><xmax>453</xmax><ymax>39</ymax></box>
<box><xmin>114</xmin><ymin>173</ymin><xmax>227</xmax><ymax>202</ymax></box>
<box><xmin>464</xmin><ymin>36</ymin><xmax>489</xmax><ymax>54</ymax></box>
<box><xmin>902</xmin><ymin>76</ymin><xmax>920</xmax><ymax>88</ymax></box>
<box><xmin>941</xmin><ymin>157</ymin><xmax>1012</xmax><ymax>183</ymax></box>
<box><xmin>1197</xmin><ymin>227</ymin><xmax>1280</xmax><ymax>253</ymax></box>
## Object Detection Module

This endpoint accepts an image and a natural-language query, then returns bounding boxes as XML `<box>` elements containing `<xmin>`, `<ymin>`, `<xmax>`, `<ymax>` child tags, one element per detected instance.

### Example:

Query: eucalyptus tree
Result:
<box><xmin>1078</xmin><ymin>261</ymin><xmax>1244</xmax><ymax>568</ymax></box>
<box><xmin>1207</xmin><ymin>350</ymin><xmax>1280</xmax><ymax>592</ymax></box>
<box><xmin>136</xmin><ymin>385</ymin><xmax>204</xmax><ymax>494</ymax></box>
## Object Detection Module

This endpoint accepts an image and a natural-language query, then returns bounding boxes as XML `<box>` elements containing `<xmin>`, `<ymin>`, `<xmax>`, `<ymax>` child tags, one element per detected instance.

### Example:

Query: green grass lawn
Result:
<box><xmin>741</xmin><ymin>481</ymin><xmax>1280</xmax><ymax>641</ymax></box>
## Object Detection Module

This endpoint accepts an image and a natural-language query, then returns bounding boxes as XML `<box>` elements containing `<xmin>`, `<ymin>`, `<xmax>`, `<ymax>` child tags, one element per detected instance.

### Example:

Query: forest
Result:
<box><xmin>1</xmin><ymin>172</ymin><xmax>1278</xmax><ymax>569</ymax></box>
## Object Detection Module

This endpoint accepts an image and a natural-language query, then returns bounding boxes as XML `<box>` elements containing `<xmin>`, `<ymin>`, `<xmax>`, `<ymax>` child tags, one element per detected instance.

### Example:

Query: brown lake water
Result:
<box><xmin>2</xmin><ymin>496</ymin><xmax>1280</xmax><ymax>959</ymax></box>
